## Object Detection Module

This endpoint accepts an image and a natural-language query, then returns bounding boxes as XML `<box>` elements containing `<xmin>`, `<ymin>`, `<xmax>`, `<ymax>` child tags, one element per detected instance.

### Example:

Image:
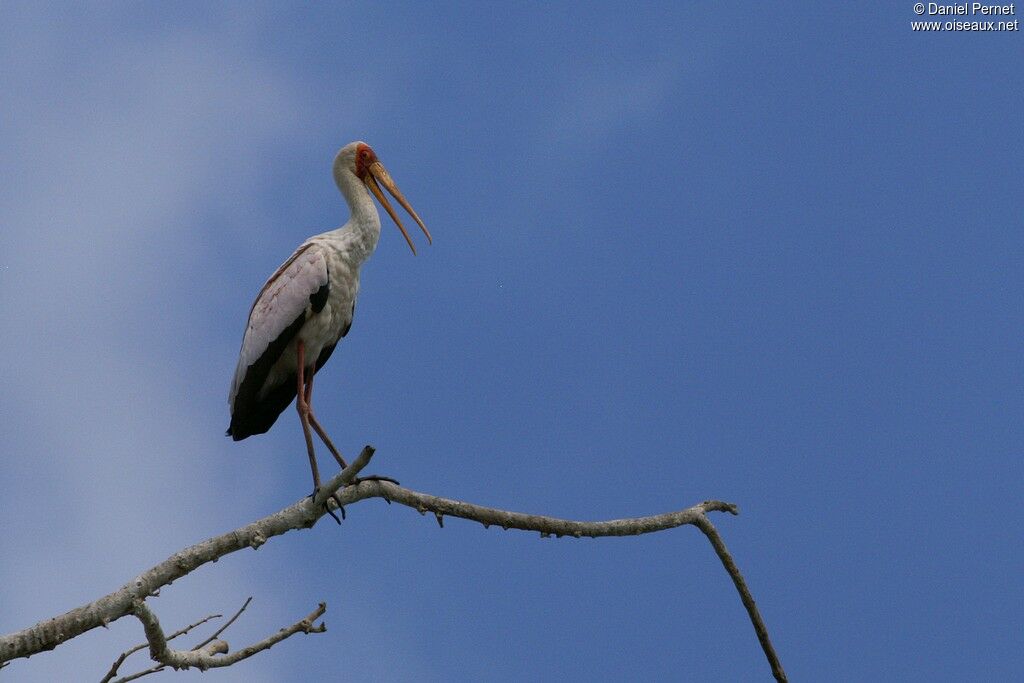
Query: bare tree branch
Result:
<box><xmin>0</xmin><ymin>445</ymin><xmax>783</xmax><ymax>679</ymax></box>
<box><xmin>0</xmin><ymin>446</ymin><xmax>375</xmax><ymax>665</ymax></box>
<box><xmin>695</xmin><ymin>515</ymin><xmax>788</xmax><ymax>683</ymax></box>
<box><xmin>101</xmin><ymin>611</ymin><xmax>221</xmax><ymax>683</ymax></box>
<box><xmin>313</xmin><ymin>444</ymin><xmax>376</xmax><ymax>506</ymax></box>
<box><xmin>129</xmin><ymin>599</ymin><xmax>325</xmax><ymax>671</ymax></box>
<box><xmin>358</xmin><ymin>479</ymin><xmax>738</xmax><ymax>537</ymax></box>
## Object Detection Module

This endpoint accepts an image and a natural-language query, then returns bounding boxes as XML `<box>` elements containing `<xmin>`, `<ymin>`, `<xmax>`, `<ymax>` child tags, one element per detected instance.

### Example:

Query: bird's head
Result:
<box><xmin>333</xmin><ymin>141</ymin><xmax>432</xmax><ymax>255</ymax></box>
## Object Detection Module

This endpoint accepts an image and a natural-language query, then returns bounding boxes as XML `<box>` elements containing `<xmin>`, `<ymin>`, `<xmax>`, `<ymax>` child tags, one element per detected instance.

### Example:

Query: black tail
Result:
<box><xmin>227</xmin><ymin>376</ymin><xmax>297</xmax><ymax>441</ymax></box>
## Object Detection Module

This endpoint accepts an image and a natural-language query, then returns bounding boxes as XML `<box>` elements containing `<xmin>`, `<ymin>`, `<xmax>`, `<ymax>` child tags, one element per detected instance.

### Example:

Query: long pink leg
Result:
<box><xmin>300</xmin><ymin>346</ymin><xmax>397</xmax><ymax>492</ymax></box>
<box><xmin>295</xmin><ymin>341</ymin><xmax>321</xmax><ymax>491</ymax></box>
<box><xmin>303</xmin><ymin>370</ymin><xmax>348</xmax><ymax>469</ymax></box>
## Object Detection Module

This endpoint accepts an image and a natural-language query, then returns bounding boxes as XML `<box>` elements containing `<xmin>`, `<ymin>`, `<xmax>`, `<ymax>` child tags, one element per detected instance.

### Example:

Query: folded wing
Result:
<box><xmin>228</xmin><ymin>243</ymin><xmax>330</xmax><ymax>440</ymax></box>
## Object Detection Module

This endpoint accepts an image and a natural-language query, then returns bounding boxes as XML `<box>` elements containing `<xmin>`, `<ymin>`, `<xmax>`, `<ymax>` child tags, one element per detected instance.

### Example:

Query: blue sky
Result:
<box><xmin>1</xmin><ymin>3</ymin><xmax>1021</xmax><ymax>681</ymax></box>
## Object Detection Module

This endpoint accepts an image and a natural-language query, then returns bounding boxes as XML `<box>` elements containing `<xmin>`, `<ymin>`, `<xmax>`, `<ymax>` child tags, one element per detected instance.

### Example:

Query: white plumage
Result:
<box><xmin>227</xmin><ymin>141</ymin><xmax>430</xmax><ymax>491</ymax></box>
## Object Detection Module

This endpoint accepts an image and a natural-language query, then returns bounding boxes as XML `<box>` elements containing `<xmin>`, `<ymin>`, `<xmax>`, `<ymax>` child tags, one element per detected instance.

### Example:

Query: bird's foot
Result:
<box><xmin>309</xmin><ymin>488</ymin><xmax>346</xmax><ymax>524</ymax></box>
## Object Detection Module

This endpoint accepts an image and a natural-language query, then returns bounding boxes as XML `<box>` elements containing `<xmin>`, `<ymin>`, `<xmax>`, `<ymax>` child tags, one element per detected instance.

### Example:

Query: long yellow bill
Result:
<box><xmin>365</xmin><ymin>161</ymin><xmax>432</xmax><ymax>255</ymax></box>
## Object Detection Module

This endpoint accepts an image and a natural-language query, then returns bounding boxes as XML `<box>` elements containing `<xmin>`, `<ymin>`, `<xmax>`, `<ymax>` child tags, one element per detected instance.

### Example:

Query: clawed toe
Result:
<box><xmin>309</xmin><ymin>488</ymin><xmax>346</xmax><ymax>524</ymax></box>
<box><xmin>353</xmin><ymin>474</ymin><xmax>400</xmax><ymax>486</ymax></box>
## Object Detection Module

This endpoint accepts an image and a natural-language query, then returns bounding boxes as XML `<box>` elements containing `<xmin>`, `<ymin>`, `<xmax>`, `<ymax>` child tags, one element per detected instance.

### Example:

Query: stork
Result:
<box><xmin>228</xmin><ymin>141</ymin><xmax>430</xmax><ymax>502</ymax></box>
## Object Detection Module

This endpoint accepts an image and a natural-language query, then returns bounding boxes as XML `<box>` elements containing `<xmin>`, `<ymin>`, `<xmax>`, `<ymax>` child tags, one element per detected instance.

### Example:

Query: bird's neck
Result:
<box><xmin>332</xmin><ymin>175</ymin><xmax>381</xmax><ymax>265</ymax></box>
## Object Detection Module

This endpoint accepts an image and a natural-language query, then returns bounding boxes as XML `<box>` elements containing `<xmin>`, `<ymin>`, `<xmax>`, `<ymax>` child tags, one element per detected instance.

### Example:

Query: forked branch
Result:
<box><xmin>130</xmin><ymin>599</ymin><xmax>325</xmax><ymax>672</ymax></box>
<box><xmin>101</xmin><ymin>611</ymin><xmax>222</xmax><ymax>683</ymax></box>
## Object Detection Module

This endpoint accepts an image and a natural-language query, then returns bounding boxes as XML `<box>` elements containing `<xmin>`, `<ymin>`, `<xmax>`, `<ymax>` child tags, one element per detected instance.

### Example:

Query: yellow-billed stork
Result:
<box><xmin>228</xmin><ymin>141</ymin><xmax>430</xmax><ymax>497</ymax></box>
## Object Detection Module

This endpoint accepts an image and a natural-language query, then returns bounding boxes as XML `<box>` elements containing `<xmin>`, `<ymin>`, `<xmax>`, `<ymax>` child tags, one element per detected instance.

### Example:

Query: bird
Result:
<box><xmin>228</xmin><ymin>141</ymin><xmax>431</xmax><ymax>497</ymax></box>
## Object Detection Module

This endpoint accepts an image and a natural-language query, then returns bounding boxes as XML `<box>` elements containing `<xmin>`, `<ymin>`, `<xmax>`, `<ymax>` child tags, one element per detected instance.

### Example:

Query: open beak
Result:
<box><xmin>364</xmin><ymin>161</ymin><xmax>432</xmax><ymax>255</ymax></box>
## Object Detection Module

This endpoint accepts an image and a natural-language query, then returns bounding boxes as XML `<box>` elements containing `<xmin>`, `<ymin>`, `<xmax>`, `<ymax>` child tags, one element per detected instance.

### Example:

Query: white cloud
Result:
<box><xmin>0</xmin><ymin>11</ymin><xmax>312</xmax><ymax>681</ymax></box>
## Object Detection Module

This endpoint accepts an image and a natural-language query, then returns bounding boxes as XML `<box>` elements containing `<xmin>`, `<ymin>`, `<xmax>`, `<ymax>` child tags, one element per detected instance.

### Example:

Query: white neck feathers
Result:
<box><xmin>322</xmin><ymin>167</ymin><xmax>381</xmax><ymax>265</ymax></box>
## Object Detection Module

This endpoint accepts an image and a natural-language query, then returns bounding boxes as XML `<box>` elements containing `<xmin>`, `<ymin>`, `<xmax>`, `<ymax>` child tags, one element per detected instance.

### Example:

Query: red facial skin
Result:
<box><xmin>355</xmin><ymin>143</ymin><xmax>377</xmax><ymax>180</ymax></box>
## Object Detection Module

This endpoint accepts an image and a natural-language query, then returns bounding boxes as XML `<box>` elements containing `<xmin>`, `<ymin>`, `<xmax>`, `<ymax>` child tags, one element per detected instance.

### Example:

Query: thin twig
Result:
<box><xmin>103</xmin><ymin>646</ymin><xmax>148</xmax><ymax>683</ymax></box>
<box><xmin>192</xmin><ymin>597</ymin><xmax>251</xmax><ymax>650</ymax></box>
<box><xmin>695</xmin><ymin>515</ymin><xmax>787</xmax><ymax>683</ymax></box>
<box><xmin>101</xmin><ymin>641</ymin><xmax>145</xmax><ymax>681</ymax></box>
<box><xmin>110</xmin><ymin>663</ymin><xmax>165</xmax><ymax>683</ymax></box>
